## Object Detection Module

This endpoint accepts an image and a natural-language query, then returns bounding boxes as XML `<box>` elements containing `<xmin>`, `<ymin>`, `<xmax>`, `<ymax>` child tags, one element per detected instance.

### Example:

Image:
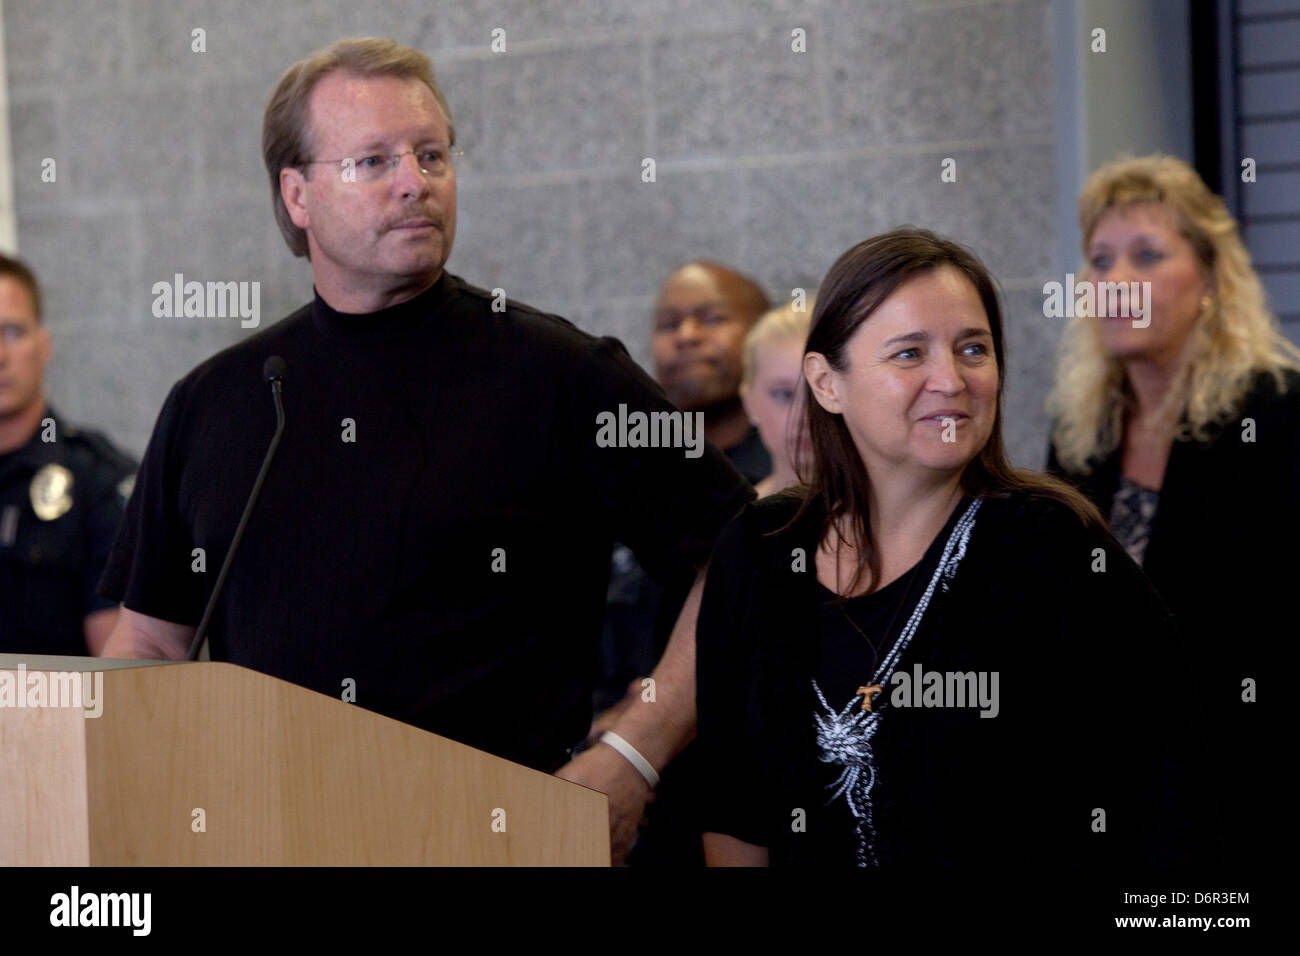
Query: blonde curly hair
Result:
<box><xmin>1047</xmin><ymin>154</ymin><xmax>1300</xmax><ymax>473</ymax></box>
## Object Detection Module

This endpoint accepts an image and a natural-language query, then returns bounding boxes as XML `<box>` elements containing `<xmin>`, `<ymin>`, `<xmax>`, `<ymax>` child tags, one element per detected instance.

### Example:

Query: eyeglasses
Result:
<box><xmin>300</xmin><ymin>146</ymin><xmax>462</xmax><ymax>183</ymax></box>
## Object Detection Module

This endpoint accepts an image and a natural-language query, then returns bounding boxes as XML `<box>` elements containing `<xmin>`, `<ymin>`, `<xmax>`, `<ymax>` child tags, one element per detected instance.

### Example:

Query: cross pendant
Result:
<box><xmin>857</xmin><ymin>684</ymin><xmax>882</xmax><ymax>712</ymax></box>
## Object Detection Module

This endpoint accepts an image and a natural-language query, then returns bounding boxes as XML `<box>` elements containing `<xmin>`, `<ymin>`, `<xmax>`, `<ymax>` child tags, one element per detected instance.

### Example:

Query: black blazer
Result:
<box><xmin>1046</xmin><ymin>366</ymin><xmax>1300</xmax><ymax>865</ymax></box>
<box><xmin>1047</xmin><ymin>367</ymin><xmax>1299</xmax><ymax>675</ymax></box>
<box><xmin>696</xmin><ymin>490</ymin><xmax>1195</xmax><ymax>867</ymax></box>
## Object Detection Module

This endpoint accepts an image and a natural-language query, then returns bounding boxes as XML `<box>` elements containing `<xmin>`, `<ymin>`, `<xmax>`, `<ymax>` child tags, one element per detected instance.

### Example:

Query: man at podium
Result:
<box><xmin>98</xmin><ymin>37</ymin><xmax>752</xmax><ymax>865</ymax></box>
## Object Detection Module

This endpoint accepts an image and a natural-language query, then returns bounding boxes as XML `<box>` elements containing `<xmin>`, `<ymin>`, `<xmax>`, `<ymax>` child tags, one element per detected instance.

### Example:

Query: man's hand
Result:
<box><xmin>556</xmin><ymin>565</ymin><xmax>709</xmax><ymax>865</ymax></box>
<box><xmin>554</xmin><ymin>741</ymin><xmax>654</xmax><ymax>866</ymax></box>
<box><xmin>101</xmin><ymin>606</ymin><xmax>193</xmax><ymax>659</ymax></box>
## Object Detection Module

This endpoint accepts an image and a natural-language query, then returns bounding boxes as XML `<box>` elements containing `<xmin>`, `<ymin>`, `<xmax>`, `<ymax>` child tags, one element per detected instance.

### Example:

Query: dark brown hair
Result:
<box><xmin>787</xmin><ymin>227</ymin><xmax>1103</xmax><ymax>596</ymax></box>
<box><xmin>0</xmin><ymin>253</ymin><xmax>42</xmax><ymax>323</ymax></box>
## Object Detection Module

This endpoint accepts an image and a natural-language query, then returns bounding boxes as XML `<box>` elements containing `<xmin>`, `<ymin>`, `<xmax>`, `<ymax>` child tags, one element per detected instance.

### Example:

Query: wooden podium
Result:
<box><xmin>0</xmin><ymin>655</ymin><xmax>609</xmax><ymax>866</ymax></box>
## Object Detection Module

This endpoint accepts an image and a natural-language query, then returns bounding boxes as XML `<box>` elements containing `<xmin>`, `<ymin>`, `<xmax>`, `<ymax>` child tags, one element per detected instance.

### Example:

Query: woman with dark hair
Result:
<box><xmin>695</xmin><ymin>228</ymin><xmax>1193</xmax><ymax>867</ymax></box>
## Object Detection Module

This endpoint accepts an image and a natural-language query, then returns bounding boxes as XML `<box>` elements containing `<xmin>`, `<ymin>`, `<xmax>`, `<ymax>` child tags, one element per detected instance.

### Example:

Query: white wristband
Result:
<box><xmin>598</xmin><ymin>731</ymin><xmax>660</xmax><ymax>789</ymax></box>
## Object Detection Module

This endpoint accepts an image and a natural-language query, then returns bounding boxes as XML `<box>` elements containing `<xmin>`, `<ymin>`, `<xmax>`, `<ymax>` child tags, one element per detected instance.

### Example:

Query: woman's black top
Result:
<box><xmin>696</xmin><ymin>489</ymin><xmax>1195</xmax><ymax>867</ymax></box>
<box><xmin>1047</xmin><ymin>366</ymin><xmax>1300</xmax><ymax>864</ymax></box>
<box><xmin>802</xmin><ymin>499</ymin><xmax>966</xmax><ymax>866</ymax></box>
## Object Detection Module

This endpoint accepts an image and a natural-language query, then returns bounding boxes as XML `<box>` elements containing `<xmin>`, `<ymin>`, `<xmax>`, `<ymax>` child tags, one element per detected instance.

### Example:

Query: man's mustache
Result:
<box><xmin>383</xmin><ymin>211</ymin><xmax>446</xmax><ymax>231</ymax></box>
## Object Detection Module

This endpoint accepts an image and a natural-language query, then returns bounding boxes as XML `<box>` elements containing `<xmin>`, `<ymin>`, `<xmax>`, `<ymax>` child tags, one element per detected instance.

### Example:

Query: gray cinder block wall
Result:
<box><xmin>6</xmin><ymin>0</ymin><xmax>1061</xmax><ymax>467</ymax></box>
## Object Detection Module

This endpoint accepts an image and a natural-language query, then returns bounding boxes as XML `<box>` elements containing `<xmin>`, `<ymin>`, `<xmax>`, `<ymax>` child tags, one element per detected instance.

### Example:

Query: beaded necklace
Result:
<box><xmin>813</xmin><ymin>496</ymin><xmax>982</xmax><ymax>866</ymax></box>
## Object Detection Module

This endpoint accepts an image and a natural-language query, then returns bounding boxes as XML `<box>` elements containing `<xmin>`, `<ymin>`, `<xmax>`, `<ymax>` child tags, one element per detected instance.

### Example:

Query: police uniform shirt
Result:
<box><xmin>100</xmin><ymin>271</ymin><xmax>753</xmax><ymax>772</ymax></box>
<box><xmin>0</xmin><ymin>407</ymin><xmax>136</xmax><ymax>654</ymax></box>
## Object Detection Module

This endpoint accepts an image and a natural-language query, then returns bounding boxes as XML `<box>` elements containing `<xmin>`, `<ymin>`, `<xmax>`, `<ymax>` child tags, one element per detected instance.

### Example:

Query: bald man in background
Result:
<box><xmin>651</xmin><ymin>261</ymin><xmax>772</xmax><ymax>483</ymax></box>
<box><xmin>591</xmin><ymin>260</ymin><xmax>771</xmax><ymax>866</ymax></box>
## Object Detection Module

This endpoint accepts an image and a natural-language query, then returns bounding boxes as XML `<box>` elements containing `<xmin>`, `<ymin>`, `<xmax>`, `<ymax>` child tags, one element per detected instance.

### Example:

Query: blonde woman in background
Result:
<box><xmin>740</xmin><ymin>299</ymin><xmax>813</xmax><ymax>498</ymax></box>
<box><xmin>1046</xmin><ymin>154</ymin><xmax>1300</xmax><ymax>868</ymax></box>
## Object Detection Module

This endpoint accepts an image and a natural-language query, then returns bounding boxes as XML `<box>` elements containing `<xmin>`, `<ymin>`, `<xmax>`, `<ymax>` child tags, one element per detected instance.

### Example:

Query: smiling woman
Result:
<box><xmin>794</xmin><ymin>229</ymin><xmax>1096</xmax><ymax>599</ymax></box>
<box><xmin>695</xmin><ymin>228</ymin><xmax>1198</xmax><ymax>868</ymax></box>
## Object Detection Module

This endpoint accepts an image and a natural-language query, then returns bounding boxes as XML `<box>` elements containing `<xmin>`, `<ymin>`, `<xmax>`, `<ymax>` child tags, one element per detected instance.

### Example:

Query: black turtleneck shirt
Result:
<box><xmin>100</xmin><ymin>272</ymin><xmax>752</xmax><ymax>771</ymax></box>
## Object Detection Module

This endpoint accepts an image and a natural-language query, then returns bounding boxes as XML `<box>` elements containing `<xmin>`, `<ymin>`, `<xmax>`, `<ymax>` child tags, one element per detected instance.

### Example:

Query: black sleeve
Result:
<box><xmin>82</xmin><ymin>456</ymin><xmax>135</xmax><ymax>617</ymax></box>
<box><xmin>574</xmin><ymin>335</ymin><xmax>754</xmax><ymax>586</ymax></box>
<box><xmin>98</xmin><ymin>381</ymin><xmax>206</xmax><ymax>626</ymax></box>
<box><xmin>1256</xmin><ymin>367</ymin><xmax>1300</xmax><ymax>544</ymax></box>
<box><xmin>1024</xmin><ymin>501</ymin><xmax>1195</xmax><ymax>867</ymax></box>
<box><xmin>694</xmin><ymin>508</ymin><xmax>771</xmax><ymax>849</ymax></box>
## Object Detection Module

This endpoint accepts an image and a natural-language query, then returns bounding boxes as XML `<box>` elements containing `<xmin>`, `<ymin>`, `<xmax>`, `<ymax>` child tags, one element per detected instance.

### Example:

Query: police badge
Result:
<box><xmin>30</xmin><ymin>463</ymin><xmax>74</xmax><ymax>521</ymax></box>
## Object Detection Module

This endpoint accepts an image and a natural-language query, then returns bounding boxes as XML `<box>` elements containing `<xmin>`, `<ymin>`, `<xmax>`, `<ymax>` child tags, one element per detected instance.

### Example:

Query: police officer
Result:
<box><xmin>0</xmin><ymin>254</ymin><xmax>136</xmax><ymax>655</ymax></box>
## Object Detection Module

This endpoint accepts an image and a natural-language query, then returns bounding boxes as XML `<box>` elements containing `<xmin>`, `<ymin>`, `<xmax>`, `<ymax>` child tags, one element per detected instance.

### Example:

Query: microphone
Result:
<box><xmin>186</xmin><ymin>356</ymin><xmax>288</xmax><ymax>661</ymax></box>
